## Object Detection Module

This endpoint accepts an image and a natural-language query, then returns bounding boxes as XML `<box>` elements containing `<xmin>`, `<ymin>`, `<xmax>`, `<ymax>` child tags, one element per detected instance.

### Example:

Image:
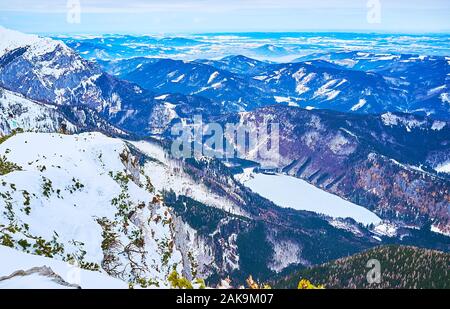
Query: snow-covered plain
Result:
<box><xmin>239</xmin><ymin>170</ymin><xmax>381</xmax><ymax>225</ymax></box>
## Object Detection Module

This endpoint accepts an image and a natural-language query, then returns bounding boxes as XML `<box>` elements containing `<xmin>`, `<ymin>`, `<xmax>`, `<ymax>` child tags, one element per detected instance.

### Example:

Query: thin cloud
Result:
<box><xmin>3</xmin><ymin>0</ymin><xmax>448</xmax><ymax>14</ymax></box>
<box><xmin>1</xmin><ymin>0</ymin><xmax>449</xmax><ymax>33</ymax></box>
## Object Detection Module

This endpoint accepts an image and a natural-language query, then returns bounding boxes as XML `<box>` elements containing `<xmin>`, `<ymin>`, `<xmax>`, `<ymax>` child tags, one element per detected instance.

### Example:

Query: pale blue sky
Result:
<box><xmin>1</xmin><ymin>0</ymin><xmax>449</xmax><ymax>34</ymax></box>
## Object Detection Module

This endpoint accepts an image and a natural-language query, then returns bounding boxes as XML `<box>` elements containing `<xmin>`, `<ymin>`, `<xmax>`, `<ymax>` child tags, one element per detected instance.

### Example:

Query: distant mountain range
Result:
<box><xmin>57</xmin><ymin>32</ymin><xmax>450</xmax><ymax>61</ymax></box>
<box><xmin>99</xmin><ymin>53</ymin><xmax>450</xmax><ymax>119</ymax></box>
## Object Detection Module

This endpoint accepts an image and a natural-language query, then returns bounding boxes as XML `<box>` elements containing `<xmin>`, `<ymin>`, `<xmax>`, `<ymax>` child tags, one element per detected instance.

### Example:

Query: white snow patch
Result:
<box><xmin>331</xmin><ymin>59</ymin><xmax>357</xmax><ymax>68</ymax></box>
<box><xmin>207</xmin><ymin>71</ymin><xmax>220</xmax><ymax>84</ymax></box>
<box><xmin>293</xmin><ymin>69</ymin><xmax>315</xmax><ymax>95</ymax></box>
<box><xmin>273</xmin><ymin>96</ymin><xmax>299</xmax><ymax>107</ymax></box>
<box><xmin>431</xmin><ymin>225</ymin><xmax>450</xmax><ymax>237</ymax></box>
<box><xmin>440</xmin><ymin>93</ymin><xmax>450</xmax><ymax>104</ymax></box>
<box><xmin>171</xmin><ymin>74</ymin><xmax>185</xmax><ymax>83</ymax></box>
<box><xmin>372</xmin><ymin>222</ymin><xmax>398</xmax><ymax>237</ymax></box>
<box><xmin>373</xmin><ymin>55</ymin><xmax>399</xmax><ymax>61</ymax></box>
<box><xmin>381</xmin><ymin>112</ymin><xmax>425</xmax><ymax>132</ymax></box>
<box><xmin>329</xmin><ymin>134</ymin><xmax>355</xmax><ymax>155</ymax></box>
<box><xmin>313</xmin><ymin>79</ymin><xmax>341</xmax><ymax>101</ymax></box>
<box><xmin>253</xmin><ymin>75</ymin><xmax>268</xmax><ymax>81</ymax></box>
<box><xmin>350</xmin><ymin>99</ymin><xmax>367</xmax><ymax>111</ymax></box>
<box><xmin>210</xmin><ymin>82</ymin><xmax>223</xmax><ymax>89</ymax></box>
<box><xmin>268</xmin><ymin>240</ymin><xmax>301</xmax><ymax>273</ymax></box>
<box><xmin>155</xmin><ymin>94</ymin><xmax>170</xmax><ymax>100</ymax></box>
<box><xmin>427</xmin><ymin>85</ymin><xmax>447</xmax><ymax>96</ymax></box>
<box><xmin>329</xmin><ymin>219</ymin><xmax>363</xmax><ymax>237</ymax></box>
<box><xmin>431</xmin><ymin>121</ymin><xmax>446</xmax><ymax>131</ymax></box>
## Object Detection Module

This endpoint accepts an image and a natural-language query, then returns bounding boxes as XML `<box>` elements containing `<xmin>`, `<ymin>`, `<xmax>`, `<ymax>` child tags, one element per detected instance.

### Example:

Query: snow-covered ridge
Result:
<box><xmin>130</xmin><ymin>140</ymin><xmax>247</xmax><ymax>217</ymax></box>
<box><xmin>0</xmin><ymin>27</ymin><xmax>106</xmax><ymax>110</ymax></box>
<box><xmin>0</xmin><ymin>27</ymin><xmax>66</xmax><ymax>59</ymax></box>
<box><xmin>0</xmin><ymin>27</ymin><xmax>159</xmax><ymax>134</ymax></box>
<box><xmin>0</xmin><ymin>27</ymin><xmax>42</xmax><ymax>57</ymax></box>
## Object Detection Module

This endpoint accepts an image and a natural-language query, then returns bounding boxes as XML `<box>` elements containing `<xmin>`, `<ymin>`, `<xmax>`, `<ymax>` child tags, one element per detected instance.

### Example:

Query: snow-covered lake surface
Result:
<box><xmin>240</xmin><ymin>171</ymin><xmax>381</xmax><ymax>225</ymax></box>
<box><xmin>0</xmin><ymin>245</ymin><xmax>127</xmax><ymax>289</ymax></box>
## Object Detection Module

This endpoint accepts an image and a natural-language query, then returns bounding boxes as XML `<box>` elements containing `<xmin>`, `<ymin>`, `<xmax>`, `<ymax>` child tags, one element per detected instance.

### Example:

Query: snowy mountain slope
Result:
<box><xmin>101</xmin><ymin>55</ymin><xmax>269</xmax><ymax>79</ymax></box>
<box><xmin>124</xmin><ymin>57</ymin><xmax>407</xmax><ymax>114</ymax></box>
<box><xmin>145</xmin><ymin>92</ymin><xmax>223</xmax><ymax>135</ymax></box>
<box><xmin>130</xmin><ymin>141</ymin><xmax>247</xmax><ymax>216</ymax></box>
<box><xmin>295</xmin><ymin>50</ymin><xmax>447</xmax><ymax>73</ymax></box>
<box><xmin>0</xmin><ymin>28</ymin><xmax>98</xmax><ymax>106</ymax></box>
<box><xmin>0</xmin><ymin>88</ymin><xmax>78</xmax><ymax>136</ymax></box>
<box><xmin>251</xmin><ymin>44</ymin><xmax>291</xmax><ymax>58</ymax></box>
<box><xmin>0</xmin><ymin>87</ymin><xmax>130</xmax><ymax>138</ymax></box>
<box><xmin>0</xmin><ymin>27</ymin><xmax>47</xmax><ymax>58</ymax></box>
<box><xmin>96</xmin><ymin>57</ymin><xmax>160</xmax><ymax>77</ymax></box>
<box><xmin>0</xmin><ymin>28</ymin><xmax>157</xmax><ymax>135</ymax></box>
<box><xmin>294</xmin><ymin>51</ymin><xmax>450</xmax><ymax>118</ymax></box>
<box><xmin>0</xmin><ymin>245</ymin><xmax>127</xmax><ymax>289</ymax></box>
<box><xmin>0</xmin><ymin>132</ymin><xmax>195</xmax><ymax>287</ymax></box>
<box><xmin>0</xmin><ymin>131</ymin><xmax>364</xmax><ymax>284</ymax></box>
<box><xmin>0</xmin><ymin>131</ymin><xmax>448</xmax><ymax>286</ymax></box>
<box><xmin>0</xmin><ymin>28</ymin><xmax>227</xmax><ymax>137</ymax></box>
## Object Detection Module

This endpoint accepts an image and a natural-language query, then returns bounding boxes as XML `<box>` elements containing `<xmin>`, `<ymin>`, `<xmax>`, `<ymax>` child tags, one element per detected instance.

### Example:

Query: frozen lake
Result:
<box><xmin>242</xmin><ymin>172</ymin><xmax>382</xmax><ymax>225</ymax></box>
